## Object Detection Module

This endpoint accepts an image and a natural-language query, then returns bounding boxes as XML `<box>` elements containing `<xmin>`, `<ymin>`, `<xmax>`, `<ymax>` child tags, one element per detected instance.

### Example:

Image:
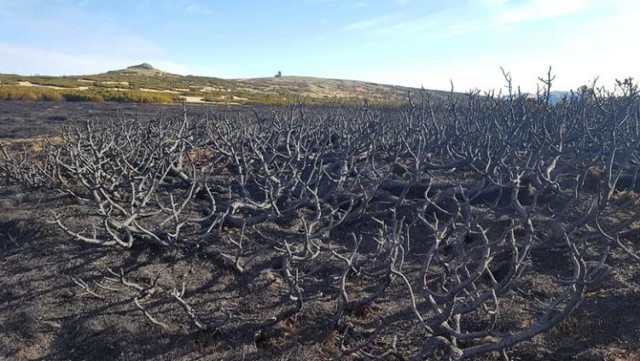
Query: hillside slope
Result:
<box><xmin>0</xmin><ymin>63</ymin><xmax>445</xmax><ymax>105</ymax></box>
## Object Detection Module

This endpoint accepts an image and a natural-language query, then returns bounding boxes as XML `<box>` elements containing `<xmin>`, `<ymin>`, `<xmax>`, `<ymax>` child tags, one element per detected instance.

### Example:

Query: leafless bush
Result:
<box><xmin>6</xmin><ymin>73</ymin><xmax>640</xmax><ymax>359</ymax></box>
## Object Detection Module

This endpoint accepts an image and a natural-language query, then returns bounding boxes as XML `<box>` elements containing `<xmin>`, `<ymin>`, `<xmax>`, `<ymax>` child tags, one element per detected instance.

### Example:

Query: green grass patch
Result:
<box><xmin>0</xmin><ymin>86</ymin><xmax>179</xmax><ymax>104</ymax></box>
<box><xmin>0</xmin><ymin>86</ymin><xmax>63</xmax><ymax>101</ymax></box>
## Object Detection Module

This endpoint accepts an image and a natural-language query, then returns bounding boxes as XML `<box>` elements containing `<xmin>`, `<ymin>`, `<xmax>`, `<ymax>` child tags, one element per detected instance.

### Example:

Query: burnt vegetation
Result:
<box><xmin>1</xmin><ymin>73</ymin><xmax>640</xmax><ymax>360</ymax></box>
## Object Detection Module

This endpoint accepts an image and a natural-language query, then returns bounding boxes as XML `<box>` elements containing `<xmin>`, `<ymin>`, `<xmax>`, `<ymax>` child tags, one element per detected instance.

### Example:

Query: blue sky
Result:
<box><xmin>0</xmin><ymin>0</ymin><xmax>638</xmax><ymax>92</ymax></box>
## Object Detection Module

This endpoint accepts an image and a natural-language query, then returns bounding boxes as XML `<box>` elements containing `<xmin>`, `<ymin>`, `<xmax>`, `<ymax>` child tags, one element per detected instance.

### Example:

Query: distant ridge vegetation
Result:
<box><xmin>0</xmin><ymin>63</ymin><xmax>447</xmax><ymax>105</ymax></box>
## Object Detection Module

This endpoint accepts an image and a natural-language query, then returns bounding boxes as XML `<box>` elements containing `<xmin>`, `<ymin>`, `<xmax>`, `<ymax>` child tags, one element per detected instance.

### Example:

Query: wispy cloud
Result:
<box><xmin>343</xmin><ymin>9</ymin><xmax>473</xmax><ymax>38</ymax></box>
<box><xmin>342</xmin><ymin>13</ymin><xmax>402</xmax><ymax>31</ymax></box>
<box><xmin>495</xmin><ymin>0</ymin><xmax>587</xmax><ymax>25</ymax></box>
<box><xmin>343</xmin><ymin>0</ymin><xmax>589</xmax><ymax>39</ymax></box>
<box><xmin>183</xmin><ymin>3</ymin><xmax>212</xmax><ymax>14</ymax></box>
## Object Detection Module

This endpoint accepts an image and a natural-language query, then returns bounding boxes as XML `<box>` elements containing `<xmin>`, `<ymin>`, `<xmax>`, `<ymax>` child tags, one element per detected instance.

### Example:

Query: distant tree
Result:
<box><xmin>275</xmin><ymin>71</ymin><xmax>282</xmax><ymax>78</ymax></box>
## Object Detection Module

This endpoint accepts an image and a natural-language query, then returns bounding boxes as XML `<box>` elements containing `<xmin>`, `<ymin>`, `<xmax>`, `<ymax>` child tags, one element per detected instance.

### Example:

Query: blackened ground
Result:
<box><xmin>1</xmin><ymin>101</ymin><xmax>639</xmax><ymax>361</ymax></box>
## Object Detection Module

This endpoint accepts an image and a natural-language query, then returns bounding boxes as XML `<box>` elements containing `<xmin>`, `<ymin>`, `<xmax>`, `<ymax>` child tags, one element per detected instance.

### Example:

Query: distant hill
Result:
<box><xmin>106</xmin><ymin>63</ymin><xmax>174</xmax><ymax>77</ymax></box>
<box><xmin>549</xmin><ymin>91</ymin><xmax>571</xmax><ymax>104</ymax></box>
<box><xmin>0</xmin><ymin>63</ymin><xmax>452</xmax><ymax>105</ymax></box>
<box><xmin>523</xmin><ymin>91</ymin><xmax>571</xmax><ymax>105</ymax></box>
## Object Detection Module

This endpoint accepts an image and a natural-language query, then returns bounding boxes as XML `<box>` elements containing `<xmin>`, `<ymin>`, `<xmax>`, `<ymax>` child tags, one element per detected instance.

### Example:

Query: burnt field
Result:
<box><xmin>1</xmin><ymin>81</ymin><xmax>640</xmax><ymax>361</ymax></box>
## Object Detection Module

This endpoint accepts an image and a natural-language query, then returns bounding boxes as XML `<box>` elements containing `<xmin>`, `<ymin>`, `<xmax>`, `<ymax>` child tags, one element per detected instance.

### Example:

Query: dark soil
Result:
<box><xmin>1</xmin><ymin>101</ymin><xmax>639</xmax><ymax>361</ymax></box>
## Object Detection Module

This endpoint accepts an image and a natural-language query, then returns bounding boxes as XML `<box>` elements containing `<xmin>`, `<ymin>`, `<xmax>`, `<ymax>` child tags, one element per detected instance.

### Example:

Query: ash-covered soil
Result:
<box><xmin>1</xmin><ymin>100</ymin><xmax>640</xmax><ymax>361</ymax></box>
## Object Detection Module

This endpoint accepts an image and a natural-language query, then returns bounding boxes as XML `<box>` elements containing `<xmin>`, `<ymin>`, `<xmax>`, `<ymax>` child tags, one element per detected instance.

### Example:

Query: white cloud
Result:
<box><xmin>345</xmin><ymin>0</ymin><xmax>588</xmax><ymax>38</ymax></box>
<box><xmin>343</xmin><ymin>14</ymin><xmax>401</xmax><ymax>31</ymax></box>
<box><xmin>183</xmin><ymin>3</ymin><xmax>212</xmax><ymax>14</ymax></box>
<box><xmin>478</xmin><ymin>0</ymin><xmax>509</xmax><ymax>7</ymax></box>
<box><xmin>496</xmin><ymin>0</ymin><xmax>587</xmax><ymax>25</ymax></box>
